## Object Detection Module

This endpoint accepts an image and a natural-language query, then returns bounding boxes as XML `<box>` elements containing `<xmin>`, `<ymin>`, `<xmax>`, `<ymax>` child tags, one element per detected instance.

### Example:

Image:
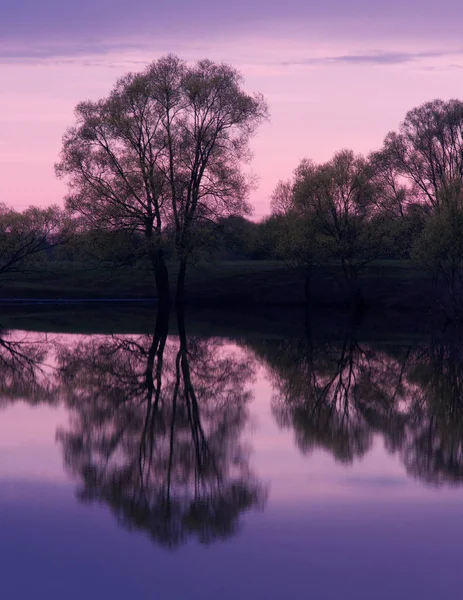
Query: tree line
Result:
<box><xmin>269</xmin><ymin>99</ymin><xmax>463</xmax><ymax>312</ymax></box>
<box><xmin>3</xmin><ymin>56</ymin><xmax>463</xmax><ymax>314</ymax></box>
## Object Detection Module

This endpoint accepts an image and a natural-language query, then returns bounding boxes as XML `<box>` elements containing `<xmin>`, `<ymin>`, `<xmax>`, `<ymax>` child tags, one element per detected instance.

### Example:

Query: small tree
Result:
<box><xmin>270</xmin><ymin>165</ymin><xmax>322</xmax><ymax>302</ymax></box>
<box><xmin>0</xmin><ymin>204</ymin><xmax>67</xmax><ymax>280</ymax></box>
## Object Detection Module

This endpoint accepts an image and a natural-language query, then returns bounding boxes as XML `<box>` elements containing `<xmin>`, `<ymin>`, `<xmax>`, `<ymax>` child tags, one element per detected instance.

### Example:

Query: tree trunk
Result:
<box><xmin>153</xmin><ymin>254</ymin><xmax>170</xmax><ymax>310</ymax></box>
<box><xmin>176</xmin><ymin>258</ymin><xmax>187</xmax><ymax>309</ymax></box>
<box><xmin>145</xmin><ymin>220</ymin><xmax>170</xmax><ymax>310</ymax></box>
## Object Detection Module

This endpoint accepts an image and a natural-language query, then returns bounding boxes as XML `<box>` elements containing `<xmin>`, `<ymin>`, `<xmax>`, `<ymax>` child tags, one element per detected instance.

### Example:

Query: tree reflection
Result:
<box><xmin>251</xmin><ymin>322</ymin><xmax>411</xmax><ymax>464</ymax></box>
<box><xmin>401</xmin><ymin>336</ymin><xmax>463</xmax><ymax>484</ymax></box>
<box><xmin>0</xmin><ymin>331</ymin><xmax>53</xmax><ymax>405</ymax></box>
<box><xmin>56</xmin><ymin>309</ymin><xmax>265</xmax><ymax>547</ymax></box>
<box><xmin>251</xmin><ymin>318</ymin><xmax>463</xmax><ymax>486</ymax></box>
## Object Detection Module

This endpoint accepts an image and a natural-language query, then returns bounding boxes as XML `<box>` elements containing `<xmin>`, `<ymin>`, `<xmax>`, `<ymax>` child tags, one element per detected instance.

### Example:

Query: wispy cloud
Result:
<box><xmin>0</xmin><ymin>41</ymin><xmax>147</xmax><ymax>65</ymax></box>
<box><xmin>2</xmin><ymin>0</ymin><xmax>463</xmax><ymax>65</ymax></box>
<box><xmin>282</xmin><ymin>49</ymin><xmax>463</xmax><ymax>67</ymax></box>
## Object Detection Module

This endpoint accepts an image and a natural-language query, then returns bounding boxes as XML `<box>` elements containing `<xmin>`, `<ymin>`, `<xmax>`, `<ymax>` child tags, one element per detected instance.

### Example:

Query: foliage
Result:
<box><xmin>0</xmin><ymin>204</ymin><xmax>69</xmax><ymax>278</ymax></box>
<box><xmin>380</xmin><ymin>99</ymin><xmax>463</xmax><ymax>211</ymax></box>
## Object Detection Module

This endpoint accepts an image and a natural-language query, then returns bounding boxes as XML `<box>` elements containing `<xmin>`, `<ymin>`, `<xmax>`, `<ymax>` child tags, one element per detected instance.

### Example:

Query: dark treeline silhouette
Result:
<box><xmin>0</xmin><ymin>204</ymin><xmax>69</xmax><ymax>280</ymax></box>
<box><xmin>35</xmin><ymin>57</ymin><xmax>463</xmax><ymax>312</ymax></box>
<box><xmin>247</xmin><ymin>318</ymin><xmax>463</xmax><ymax>486</ymax></box>
<box><xmin>1</xmin><ymin>57</ymin><xmax>463</xmax><ymax>317</ymax></box>
<box><xmin>267</xmin><ymin>100</ymin><xmax>463</xmax><ymax>314</ymax></box>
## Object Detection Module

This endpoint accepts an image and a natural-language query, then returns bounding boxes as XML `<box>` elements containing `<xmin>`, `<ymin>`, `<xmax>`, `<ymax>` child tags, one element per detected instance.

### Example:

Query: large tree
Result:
<box><xmin>55</xmin><ymin>55</ymin><xmax>268</xmax><ymax>307</ymax></box>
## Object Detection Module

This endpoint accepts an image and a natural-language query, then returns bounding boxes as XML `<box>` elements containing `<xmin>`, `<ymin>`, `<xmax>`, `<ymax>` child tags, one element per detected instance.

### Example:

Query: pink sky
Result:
<box><xmin>2</xmin><ymin>6</ymin><xmax>463</xmax><ymax>218</ymax></box>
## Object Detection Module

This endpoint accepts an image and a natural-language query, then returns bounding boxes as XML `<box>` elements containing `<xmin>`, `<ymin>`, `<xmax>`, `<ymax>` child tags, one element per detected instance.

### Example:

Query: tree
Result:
<box><xmin>413</xmin><ymin>182</ymin><xmax>463</xmax><ymax>316</ymax></box>
<box><xmin>274</xmin><ymin>150</ymin><xmax>382</xmax><ymax>305</ymax></box>
<box><xmin>55</xmin><ymin>55</ymin><xmax>268</xmax><ymax>307</ymax></box>
<box><xmin>0</xmin><ymin>204</ymin><xmax>68</xmax><ymax>280</ymax></box>
<box><xmin>380</xmin><ymin>99</ymin><xmax>463</xmax><ymax>212</ymax></box>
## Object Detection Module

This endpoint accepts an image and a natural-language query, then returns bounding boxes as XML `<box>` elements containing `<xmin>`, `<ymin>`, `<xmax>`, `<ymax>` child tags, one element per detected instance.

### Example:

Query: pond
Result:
<box><xmin>1</xmin><ymin>316</ymin><xmax>463</xmax><ymax>599</ymax></box>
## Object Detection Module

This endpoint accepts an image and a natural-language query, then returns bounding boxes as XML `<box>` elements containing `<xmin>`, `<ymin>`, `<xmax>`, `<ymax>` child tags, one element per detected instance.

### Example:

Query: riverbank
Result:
<box><xmin>0</xmin><ymin>259</ymin><xmax>432</xmax><ymax>310</ymax></box>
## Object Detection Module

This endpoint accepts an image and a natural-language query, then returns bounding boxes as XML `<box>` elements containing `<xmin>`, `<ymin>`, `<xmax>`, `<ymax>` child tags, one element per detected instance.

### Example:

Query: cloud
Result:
<box><xmin>1</xmin><ymin>0</ymin><xmax>463</xmax><ymax>63</ymax></box>
<box><xmin>0</xmin><ymin>41</ymin><xmax>144</xmax><ymax>64</ymax></box>
<box><xmin>281</xmin><ymin>49</ymin><xmax>463</xmax><ymax>67</ymax></box>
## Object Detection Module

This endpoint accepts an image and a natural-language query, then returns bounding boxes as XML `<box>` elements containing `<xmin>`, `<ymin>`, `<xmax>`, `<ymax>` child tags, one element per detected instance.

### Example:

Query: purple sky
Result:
<box><xmin>2</xmin><ymin>0</ymin><xmax>463</xmax><ymax>217</ymax></box>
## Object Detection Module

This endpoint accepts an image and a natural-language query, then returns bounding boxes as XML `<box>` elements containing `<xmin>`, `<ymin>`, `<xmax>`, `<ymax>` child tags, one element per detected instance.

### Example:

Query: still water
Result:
<box><xmin>1</xmin><ymin>321</ymin><xmax>463</xmax><ymax>599</ymax></box>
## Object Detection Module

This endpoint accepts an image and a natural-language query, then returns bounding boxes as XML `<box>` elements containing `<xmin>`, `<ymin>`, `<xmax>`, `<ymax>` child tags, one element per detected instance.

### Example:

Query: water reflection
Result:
<box><xmin>55</xmin><ymin>311</ymin><xmax>266</xmax><ymax>547</ymax></box>
<box><xmin>0</xmin><ymin>331</ymin><xmax>54</xmax><ymax>405</ymax></box>
<box><xmin>250</xmin><ymin>320</ymin><xmax>463</xmax><ymax>486</ymax></box>
<box><xmin>4</xmin><ymin>314</ymin><xmax>463</xmax><ymax>549</ymax></box>
<box><xmin>403</xmin><ymin>338</ymin><xmax>463</xmax><ymax>484</ymax></box>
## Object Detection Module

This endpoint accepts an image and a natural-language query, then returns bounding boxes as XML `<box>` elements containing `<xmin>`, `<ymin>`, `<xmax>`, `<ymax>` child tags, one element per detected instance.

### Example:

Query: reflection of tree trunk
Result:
<box><xmin>139</xmin><ymin>307</ymin><xmax>170</xmax><ymax>486</ymax></box>
<box><xmin>177</xmin><ymin>303</ymin><xmax>218</xmax><ymax>482</ymax></box>
<box><xmin>304</xmin><ymin>264</ymin><xmax>312</xmax><ymax>308</ymax></box>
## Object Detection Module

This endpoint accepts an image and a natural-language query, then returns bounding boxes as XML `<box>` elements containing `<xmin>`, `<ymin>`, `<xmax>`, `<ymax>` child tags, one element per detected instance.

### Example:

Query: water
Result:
<box><xmin>1</xmin><ymin>322</ymin><xmax>463</xmax><ymax>599</ymax></box>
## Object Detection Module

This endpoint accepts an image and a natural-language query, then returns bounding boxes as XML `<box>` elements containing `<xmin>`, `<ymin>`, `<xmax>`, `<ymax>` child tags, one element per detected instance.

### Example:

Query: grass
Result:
<box><xmin>0</xmin><ymin>258</ymin><xmax>437</xmax><ymax>313</ymax></box>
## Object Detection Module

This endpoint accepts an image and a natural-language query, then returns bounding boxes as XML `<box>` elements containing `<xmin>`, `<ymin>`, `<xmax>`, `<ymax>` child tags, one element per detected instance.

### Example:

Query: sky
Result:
<box><xmin>2</xmin><ymin>1</ymin><xmax>463</xmax><ymax>218</ymax></box>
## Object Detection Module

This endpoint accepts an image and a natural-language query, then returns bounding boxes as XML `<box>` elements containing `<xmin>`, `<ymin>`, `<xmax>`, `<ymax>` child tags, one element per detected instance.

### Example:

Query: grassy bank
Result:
<box><xmin>0</xmin><ymin>259</ymin><xmax>432</xmax><ymax>312</ymax></box>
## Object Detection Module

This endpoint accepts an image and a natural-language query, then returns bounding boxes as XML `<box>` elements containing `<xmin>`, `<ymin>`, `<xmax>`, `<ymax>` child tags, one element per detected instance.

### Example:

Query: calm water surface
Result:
<box><xmin>1</xmin><ymin>324</ymin><xmax>463</xmax><ymax>598</ymax></box>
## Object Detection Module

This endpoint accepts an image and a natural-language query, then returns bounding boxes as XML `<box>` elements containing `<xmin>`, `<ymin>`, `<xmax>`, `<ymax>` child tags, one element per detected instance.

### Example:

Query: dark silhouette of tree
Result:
<box><xmin>380</xmin><ymin>99</ymin><xmax>463</xmax><ymax>212</ymax></box>
<box><xmin>56</xmin><ymin>310</ymin><xmax>265</xmax><ymax>547</ymax></box>
<box><xmin>55</xmin><ymin>55</ymin><xmax>268</xmax><ymax>308</ymax></box>
<box><xmin>270</xmin><ymin>151</ymin><xmax>385</xmax><ymax>306</ymax></box>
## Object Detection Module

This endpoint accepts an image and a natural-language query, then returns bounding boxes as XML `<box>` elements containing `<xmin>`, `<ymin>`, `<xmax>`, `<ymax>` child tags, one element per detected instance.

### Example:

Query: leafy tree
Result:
<box><xmin>56</xmin><ymin>55</ymin><xmax>268</xmax><ymax>307</ymax></box>
<box><xmin>273</xmin><ymin>151</ymin><xmax>383</xmax><ymax>305</ymax></box>
<box><xmin>0</xmin><ymin>205</ymin><xmax>68</xmax><ymax>279</ymax></box>
<box><xmin>380</xmin><ymin>99</ymin><xmax>463</xmax><ymax>212</ymax></box>
<box><xmin>413</xmin><ymin>182</ymin><xmax>463</xmax><ymax>316</ymax></box>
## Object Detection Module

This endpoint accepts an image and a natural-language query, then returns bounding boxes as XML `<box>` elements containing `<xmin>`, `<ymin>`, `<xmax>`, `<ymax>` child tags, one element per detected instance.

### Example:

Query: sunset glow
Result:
<box><xmin>2</xmin><ymin>1</ymin><xmax>463</xmax><ymax>217</ymax></box>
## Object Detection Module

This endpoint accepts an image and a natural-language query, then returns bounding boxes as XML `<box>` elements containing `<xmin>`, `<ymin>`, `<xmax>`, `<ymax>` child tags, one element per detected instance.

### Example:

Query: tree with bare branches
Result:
<box><xmin>56</xmin><ymin>55</ymin><xmax>268</xmax><ymax>307</ymax></box>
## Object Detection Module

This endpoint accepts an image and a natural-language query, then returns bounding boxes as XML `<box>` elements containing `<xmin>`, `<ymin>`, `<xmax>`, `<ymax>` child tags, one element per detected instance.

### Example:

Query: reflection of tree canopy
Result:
<box><xmin>403</xmin><ymin>338</ymin><xmax>463</xmax><ymax>484</ymax></box>
<box><xmin>0</xmin><ymin>331</ymin><xmax>53</xmax><ymax>405</ymax></box>
<box><xmin>251</xmin><ymin>333</ymin><xmax>412</xmax><ymax>464</ymax></box>
<box><xmin>250</xmin><ymin>325</ymin><xmax>463</xmax><ymax>486</ymax></box>
<box><xmin>56</xmin><ymin>314</ymin><xmax>265</xmax><ymax>547</ymax></box>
